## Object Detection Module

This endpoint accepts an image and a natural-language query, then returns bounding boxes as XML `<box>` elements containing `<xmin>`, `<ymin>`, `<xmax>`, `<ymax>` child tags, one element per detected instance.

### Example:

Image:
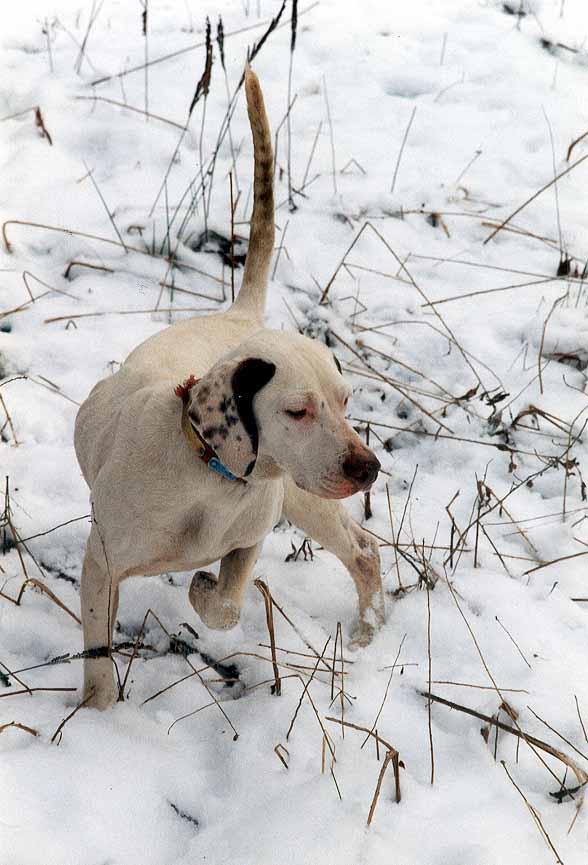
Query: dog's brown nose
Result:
<box><xmin>342</xmin><ymin>452</ymin><xmax>381</xmax><ymax>488</ymax></box>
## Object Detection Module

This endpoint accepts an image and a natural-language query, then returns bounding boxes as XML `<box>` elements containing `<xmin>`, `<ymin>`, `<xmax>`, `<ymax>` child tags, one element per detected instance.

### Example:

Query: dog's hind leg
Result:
<box><xmin>80</xmin><ymin>530</ymin><xmax>120</xmax><ymax>710</ymax></box>
<box><xmin>189</xmin><ymin>543</ymin><xmax>262</xmax><ymax>631</ymax></box>
<box><xmin>281</xmin><ymin>478</ymin><xmax>385</xmax><ymax>646</ymax></box>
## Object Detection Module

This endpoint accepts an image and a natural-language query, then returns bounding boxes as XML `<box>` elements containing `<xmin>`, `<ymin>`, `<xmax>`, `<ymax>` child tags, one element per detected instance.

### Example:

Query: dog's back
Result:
<box><xmin>75</xmin><ymin>67</ymin><xmax>274</xmax><ymax>486</ymax></box>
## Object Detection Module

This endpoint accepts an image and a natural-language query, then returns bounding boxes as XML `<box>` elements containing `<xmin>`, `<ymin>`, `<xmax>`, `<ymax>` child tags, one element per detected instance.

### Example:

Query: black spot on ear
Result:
<box><xmin>333</xmin><ymin>355</ymin><xmax>343</xmax><ymax>375</ymax></box>
<box><xmin>231</xmin><ymin>358</ymin><xmax>276</xmax><ymax>453</ymax></box>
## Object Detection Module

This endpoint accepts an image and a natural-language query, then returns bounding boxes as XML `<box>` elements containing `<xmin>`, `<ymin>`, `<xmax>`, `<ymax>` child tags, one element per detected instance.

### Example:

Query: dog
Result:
<box><xmin>75</xmin><ymin>67</ymin><xmax>385</xmax><ymax>710</ymax></box>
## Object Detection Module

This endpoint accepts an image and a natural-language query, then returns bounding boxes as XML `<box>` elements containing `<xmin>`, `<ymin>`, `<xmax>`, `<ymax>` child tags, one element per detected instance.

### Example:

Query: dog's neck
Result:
<box><xmin>247</xmin><ymin>452</ymin><xmax>284</xmax><ymax>482</ymax></box>
<box><xmin>179</xmin><ymin>396</ymin><xmax>247</xmax><ymax>484</ymax></box>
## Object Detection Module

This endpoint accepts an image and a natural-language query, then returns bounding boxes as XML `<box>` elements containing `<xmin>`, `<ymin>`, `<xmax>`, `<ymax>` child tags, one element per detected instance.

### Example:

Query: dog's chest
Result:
<box><xmin>178</xmin><ymin>481</ymin><xmax>284</xmax><ymax>565</ymax></box>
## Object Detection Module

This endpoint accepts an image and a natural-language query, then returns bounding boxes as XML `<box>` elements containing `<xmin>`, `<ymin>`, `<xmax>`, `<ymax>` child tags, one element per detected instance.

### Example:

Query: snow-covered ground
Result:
<box><xmin>2</xmin><ymin>0</ymin><xmax>588</xmax><ymax>862</ymax></box>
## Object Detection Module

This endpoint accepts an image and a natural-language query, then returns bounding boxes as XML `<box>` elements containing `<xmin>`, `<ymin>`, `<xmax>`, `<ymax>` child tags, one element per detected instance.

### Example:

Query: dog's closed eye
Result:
<box><xmin>285</xmin><ymin>408</ymin><xmax>307</xmax><ymax>420</ymax></box>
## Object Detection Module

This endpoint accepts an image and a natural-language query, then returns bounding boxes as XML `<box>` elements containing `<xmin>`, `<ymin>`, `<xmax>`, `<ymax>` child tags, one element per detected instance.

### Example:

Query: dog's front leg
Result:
<box><xmin>281</xmin><ymin>478</ymin><xmax>385</xmax><ymax>646</ymax></box>
<box><xmin>80</xmin><ymin>535</ymin><xmax>120</xmax><ymax>710</ymax></box>
<box><xmin>189</xmin><ymin>543</ymin><xmax>262</xmax><ymax>631</ymax></box>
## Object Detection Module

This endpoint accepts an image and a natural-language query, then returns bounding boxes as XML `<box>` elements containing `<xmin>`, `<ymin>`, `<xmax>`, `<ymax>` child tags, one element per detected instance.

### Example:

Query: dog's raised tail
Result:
<box><xmin>232</xmin><ymin>66</ymin><xmax>274</xmax><ymax>319</ymax></box>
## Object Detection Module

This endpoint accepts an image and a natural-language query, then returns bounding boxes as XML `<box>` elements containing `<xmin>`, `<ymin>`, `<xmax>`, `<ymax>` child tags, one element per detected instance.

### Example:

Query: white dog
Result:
<box><xmin>75</xmin><ymin>68</ymin><xmax>384</xmax><ymax>709</ymax></box>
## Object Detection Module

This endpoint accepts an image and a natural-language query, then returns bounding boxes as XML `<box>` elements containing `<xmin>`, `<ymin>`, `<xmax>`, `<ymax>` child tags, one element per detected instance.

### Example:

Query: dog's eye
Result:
<box><xmin>285</xmin><ymin>408</ymin><xmax>307</xmax><ymax>420</ymax></box>
<box><xmin>344</xmin><ymin>396</ymin><xmax>349</xmax><ymax>407</ymax></box>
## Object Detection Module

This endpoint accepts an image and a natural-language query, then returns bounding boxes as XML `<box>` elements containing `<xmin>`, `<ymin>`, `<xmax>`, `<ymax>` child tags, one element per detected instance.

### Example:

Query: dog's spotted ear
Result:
<box><xmin>186</xmin><ymin>357</ymin><xmax>276</xmax><ymax>478</ymax></box>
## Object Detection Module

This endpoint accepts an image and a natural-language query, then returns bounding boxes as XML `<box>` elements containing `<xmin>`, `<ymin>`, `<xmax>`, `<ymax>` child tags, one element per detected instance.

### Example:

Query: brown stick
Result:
<box><xmin>0</xmin><ymin>721</ymin><xmax>39</xmax><ymax>736</ymax></box>
<box><xmin>324</xmin><ymin>715</ymin><xmax>402</xmax><ymax>807</ymax></box>
<box><xmin>426</xmin><ymin>584</ymin><xmax>434</xmax><ymax>785</ymax></box>
<box><xmin>367</xmin><ymin>749</ymin><xmax>397</xmax><ymax>826</ymax></box>
<box><xmin>483</xmin><ymin>152</ymin><xmax>588</xmax><ymax>244</ymax></box>
<box><xmin>254</xmin><ymin>580</ymin><xmax>281</xmax><ymax>695</ymax></box>
<box><xmin>0</xmin><ymin>686</ymin><xmax>77</xmax><ymax>699</ymax></box>
<box><xmin>502</xmin><ymin>762</ymin><xmax>565</xmax><ymax>864</ymax></box>
<box><xmin>286</xmin><ymin>637</ymin><xmax>330</xmax><ymax>740</ymax></box>
<box><xmin>51</xmin><ymin>690</ymin><xmax>96</xmax><ymax>744</ymax></box>
<box><xmin>75</xmin><ymin>95</ymin><xmax>185</xmax><ymax>130</ymax></box>
<box><xmin>421</xmin><ymin>691</ymin><xmax>588</xmax><ymax>786</ymax></box>
<box><xmin>1</xmin><ymin>576</ymin><xmax>81</xmax><ymax>625</ymax></box>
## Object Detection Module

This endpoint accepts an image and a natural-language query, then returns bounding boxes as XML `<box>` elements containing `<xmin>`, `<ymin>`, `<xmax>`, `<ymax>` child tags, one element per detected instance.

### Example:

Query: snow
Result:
<box><xmin>2</xmin><ymin>0</ymin><xmax>588</xmax><ymax>862</ymax></box>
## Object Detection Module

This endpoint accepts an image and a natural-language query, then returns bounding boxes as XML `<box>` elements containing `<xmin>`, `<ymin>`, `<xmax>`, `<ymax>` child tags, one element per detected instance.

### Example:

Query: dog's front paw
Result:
<box><xmin>349</xmin><ymin>599</ymin><xmax>386</xmax><ymax>650</ymax></box>
<box><xmin>189</xmin><ymin>571</ymin><xmax>241</xmax><ymax>630</ymax></box>
<box><xmin>349</xmin><ymin>622</ymin><xmax>375</xmax><ymax>650</ymax></box>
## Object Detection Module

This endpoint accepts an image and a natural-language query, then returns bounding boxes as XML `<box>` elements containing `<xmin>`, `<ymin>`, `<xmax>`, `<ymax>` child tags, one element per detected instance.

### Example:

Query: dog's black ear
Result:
<box><xmin>186</xmin><ymin>357</ymin><xmax>275</xmax><ymax>479</ymax></box>
<box><xmin>232</xmin><ymin>358</ymin><xmax>276</xmax><ymax>457</ymax></box>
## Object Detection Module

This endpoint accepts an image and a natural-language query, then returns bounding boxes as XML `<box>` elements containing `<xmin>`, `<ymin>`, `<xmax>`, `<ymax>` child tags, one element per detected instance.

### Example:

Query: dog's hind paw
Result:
<box><xmin>189</xmin><ymin>571</ymin><xmax>241</xmax><ymax>630</ymax></box>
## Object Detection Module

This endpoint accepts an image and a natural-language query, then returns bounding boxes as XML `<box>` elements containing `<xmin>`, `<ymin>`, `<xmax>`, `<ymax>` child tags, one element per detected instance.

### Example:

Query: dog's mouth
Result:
<box><xmin>305</xmin><ymin>477</ymin><xmax>375</xmax><ymax>500</ymax></box>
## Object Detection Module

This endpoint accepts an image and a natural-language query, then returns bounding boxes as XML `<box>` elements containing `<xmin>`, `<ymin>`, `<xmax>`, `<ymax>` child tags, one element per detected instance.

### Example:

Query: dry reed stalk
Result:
<box><xmin>495</xmin><ymin>616</ymin><xmax>532</xmax><ymax>670</ymax></box>
<box><xmin>0</xmin><ymin>660</ymin><xmax>32</xmax><ymax>693</ymax></box>
<box><xmin>0</xmin><ymin>393</ymin><xmax>18</xmax><ymax>445</ymax></box>
<box><xmin>272</xmin><ymin>220</ymin><xmax>289</xmax><ymax>280</ymax></box>
<box><xmin>432</xmin><ymin>680</ymin><xmax>528</xmax><ymax>693</ymax></box>
<box><xmin>75</xmin><ymin>95</ymin><xmax>184</xmax><ymax>129</ymax></box>
<box><xmin>34</xmin><ymin>106</ymin><xmax>52</xmax><ymax>145</ymax></box>
<box><xmin>254</xmin><ymin>580</ymin><xmax>281</xmax><ymax>695</ymax></box>
<box><xmin>501</xmin><ymin>761</ymin><xmax>565</xmax><ymax>864</ymax></box>
<box><xmin>522</xmin><ymin>548</ymin><xmax>588</xmax><ymax>577</ymax></box>
<box><xmin>0</xmin><ymin>721</ymin><xmax>38</xmax><ymax>737</ymax></box>
<box><xmin>0</xmin><ymin>576</ymin><xmax>81</xmax><ymax>625</ymax></box>
<box><xmin>83</xmin><ymin>162</ymin><xmax>128</xmax><ymax>252</ymax></box>
<box><xmin>0</xmin><ymin>686</ymin><xmax>77</xmax><ymax>699</ymax></box>
<box><xmin>198</xmin><ymin>19</ymin><xmax>214</xmax><ymax>237</ymax></box>
<box><xmin>413</xmin><ymin>253</ymin><xmax>587</xmax><ymax>288</ymax></box>
<box><xmin>75</xmin><ymin>0</ymin><xmax>104</xmax><ymax>74</ymax></box>
<box><xmin>367</xmin><ymin>749</ymin><xmax>397</xmax><ymax>827</ymax></box>
<box><xmin>422</xmin><ymin>276</ymin><xmax>558</xmax><ymax>309</ymax></box>
<box><xmin>361</xmin><ymin>634</ymin><xmax>406</xmax><ymax>750</ymax></box>
<box><xmin>44</xmin><ymin>306</ymin><xmax>216</xmax><ymax>324</ymax></box>
<box><xmin>229</xmin><ymin>172</ymin><xmax>237</xmax><ymax>302</ymax></box>
<box><xmin>567</xmin><ymin>128</ymin><xmax>588</xmax><ymax>162</ymax></box>
<box><xmin>386</xmin><ymin>484</ymin><xmax>403</xmax><ymax>590</ymax></box>
<box><xmin>286</xmin><ymin>0</ymin><xmax>299</xmax><ymax>211</ymax></box>
<box><xmin>574</xmin><ymin>696</ymin><xmax>588</xmax><ymax>745</ymax></box>
<box><xmin>423</xmin><ymin>691</ymin><xmax>588</xmax><ymax>788</ymax></box>
<box><xmin>527</xmin><ymin>706</ymin><xmax>588</xmax><ymax>763</ymax></box>
<box><xmin>51</xmin><ymin>690</ymin><xmax>96</xmax><ymax>744</ymax></box>
<box><xmin>390</xmin><ymin>106</ymin><xmax>416</xmax><ymax>195</ymax></box>
<box><xmin>63</xmin><ymin>260</ymin><xmax>114</xmax><ymax>278</ymax></box>
<box><xmin>322</xmin><ymin>76</ymin><xmax>337</xmax><ymax>195</ymax></box>
<box><xmin>538</xmin><ymin>294</ymin><xmax>566</xmax><ymax>394</ymax></box>
<box><xmin>324</xmin><ymin>716</ymin><xmax>402</xmax><ymax>810</ymax></box>
<box><xmin>217</xmin><ymin>17</ymin><xmax>239</xmax><ymax>193</ymax></box>
<box><xmin>286</xmin><ymin>637</ymin><xmax>330</xmax><ymax>740</ymax></box>
<box><xmin>426</xmin><ymin>583</ymin><xmax>434</xmax><ymax>785</ymax></box>
<box><xmin>302</xmin><ymin>122</ymin><xmax>323</xmax><ymax>189</ymax></box>
<box><xmin>484</xmin><ymin>152</ymin><xmax>588</xmax><ymax>244</ymax></box>
<box><xmin>274</xmin><ymin>743</ymin><xmax>289</xmax><ymax>769</ymax></box>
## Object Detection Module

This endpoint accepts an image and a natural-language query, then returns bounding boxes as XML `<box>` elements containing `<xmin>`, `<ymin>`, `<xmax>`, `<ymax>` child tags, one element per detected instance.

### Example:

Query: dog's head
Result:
<box><xmin>181</xmin><ymin>331</ymin><xmax>380</xmax><ymax>499</ymax></box>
